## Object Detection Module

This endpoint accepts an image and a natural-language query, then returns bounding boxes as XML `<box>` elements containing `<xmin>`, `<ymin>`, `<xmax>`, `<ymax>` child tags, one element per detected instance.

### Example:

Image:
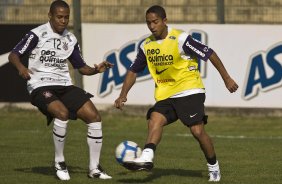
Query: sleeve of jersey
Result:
<box><xmin>11</xmin><ymin>31</ymin><xmax>38</xmax><ymax>57</ymax></box>
<box><xmin>182</xmin><ymin>35</ymin><xmax>213</xmax><ymax>61</ymax></box>
<box><xmin>129</xmin><ymin>47</ymin><xmax>147</xmax><ymax>73</ymax></box>
<box><xmin>68</xmin><ymin>43</ymin><xmax>86</xmax><ymax>69</ymax></box>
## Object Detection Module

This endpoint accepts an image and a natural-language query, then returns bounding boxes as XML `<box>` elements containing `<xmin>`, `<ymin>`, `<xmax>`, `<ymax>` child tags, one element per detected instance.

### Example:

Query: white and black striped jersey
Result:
<box><xmin>12</xmin><ymin>22</ymin><xmax>86</xmax><ymax>93</ymax></box>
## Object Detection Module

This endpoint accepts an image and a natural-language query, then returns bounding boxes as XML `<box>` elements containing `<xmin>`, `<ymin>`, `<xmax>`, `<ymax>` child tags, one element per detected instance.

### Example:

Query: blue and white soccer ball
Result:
<box><xmin>115</xmin><ymin>140</ymin><xmax>142</xmax><ymax>164</ymax></box>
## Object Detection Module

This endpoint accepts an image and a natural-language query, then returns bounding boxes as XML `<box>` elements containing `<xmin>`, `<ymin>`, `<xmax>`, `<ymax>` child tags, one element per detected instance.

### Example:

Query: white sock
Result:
<box><xmin>207</xmin><ymin>161</ymin><xmax>220</xmax><ymax>172</ymax></box>
<box><xmin>53</xmin><ymin>118</ymin><xmax>68</xmax><ymax>163</ymax></box>
<box><xmin>87</xmin><ymin>122</ymin><xmax>103</xmax><ymax>171</ymax></box>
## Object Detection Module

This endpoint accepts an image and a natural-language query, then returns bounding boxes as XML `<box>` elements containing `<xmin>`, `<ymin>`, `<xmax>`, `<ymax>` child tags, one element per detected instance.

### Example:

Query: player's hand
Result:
<box><xmin>94</xmin><ymin>61</ymin><xmax>114</xmax><ymax>73</ymax></box>
<box><xmin>18</xmin><ymin>67</ymin><xmax>33</xmax><ymax>80</ymax></box>
<box><xmin>224</xmin><ymin>77</ymin><xmax>239</xmax><ymax>93</ymax></box>
<box><xmin>114</xmin><ymin>96</ymin><xmax>127</xmax><ymax>110</ymax></box>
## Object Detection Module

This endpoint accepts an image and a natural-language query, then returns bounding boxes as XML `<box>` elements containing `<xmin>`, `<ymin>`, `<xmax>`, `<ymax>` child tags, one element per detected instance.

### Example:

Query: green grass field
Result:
<box><xmin>0</xmin><ymin>107</ymin><xmax>281</xmax><ymax>184</ymax></box>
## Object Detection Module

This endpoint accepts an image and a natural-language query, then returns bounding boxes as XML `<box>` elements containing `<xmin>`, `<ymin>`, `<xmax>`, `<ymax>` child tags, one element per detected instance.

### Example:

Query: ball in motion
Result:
<box><xmin>115</xmin><ymin>140</ymin><xmax>142</xmax><ymax>165</ymax></box>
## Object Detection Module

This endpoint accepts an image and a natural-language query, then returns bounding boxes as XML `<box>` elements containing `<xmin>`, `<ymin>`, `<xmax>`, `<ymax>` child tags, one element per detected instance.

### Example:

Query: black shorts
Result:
<box><xmin>30</xmin><ymin>85</ymin><xmax>94</xmax><ymax>123</ymax></box>
<box><xmin>146</xmin><ymin>93</ymin><xmax>208</xmax><ymax>127</ymax></box>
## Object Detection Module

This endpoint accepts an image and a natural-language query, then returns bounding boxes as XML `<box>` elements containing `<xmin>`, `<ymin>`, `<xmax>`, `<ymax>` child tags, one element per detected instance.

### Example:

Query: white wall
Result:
<box><xmin>82</xmin><ymin>24</ymin><xmax>282</xmax><ymax>108</ymax></box>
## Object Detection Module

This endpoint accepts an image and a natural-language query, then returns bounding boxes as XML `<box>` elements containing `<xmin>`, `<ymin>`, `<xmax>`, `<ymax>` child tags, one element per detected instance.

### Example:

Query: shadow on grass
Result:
<box><xmin>14</xmin><ymin>165</ymin><xmax>86</xmax><ymax>176</ymax></box>
<box><xmin>117</xmin><ymin>168</ymin><xmax>204</xmax><ymax>183</ymax></box>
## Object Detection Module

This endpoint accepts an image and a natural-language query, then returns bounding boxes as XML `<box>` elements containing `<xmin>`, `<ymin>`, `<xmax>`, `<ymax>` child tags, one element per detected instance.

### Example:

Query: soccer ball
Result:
<box><xmin>115</xmin><ymin>140</ymin><xmax>142</xmax><ymax>165</ymax></box>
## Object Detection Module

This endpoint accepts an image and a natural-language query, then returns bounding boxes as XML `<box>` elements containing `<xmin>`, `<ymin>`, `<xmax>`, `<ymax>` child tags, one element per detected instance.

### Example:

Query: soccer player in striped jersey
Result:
<box><xmin>8</xmin><ymin>0</ymin><xmax>112</xmax><ymax>181</ymax></box>
<box><xmin>114</xmin><ymin>5</ymin><xmax>238</xmax><ymax>182</ymax></box>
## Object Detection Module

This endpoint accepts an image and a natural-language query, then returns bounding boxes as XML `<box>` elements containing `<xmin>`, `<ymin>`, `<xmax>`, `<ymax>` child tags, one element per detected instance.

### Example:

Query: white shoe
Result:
<box><xmin>134</xmin><ymin>156</ymin><xmax>153</xmax><ymax>164</ymax></box>
<box><xmin>88</xmin><ymin>165</ymin><xmax>112</xmax><ymax>179</ymax></box>
<box><xmin>207</xmin><ymin>161</ymin><xmax>221</xmax><ymax>182</ymax></box>
<box><xmin>135</xmin><ymin>148</ymin><xmax>154</xmax><ymax>163</ymax></box>
<box><xmin>124</xmin><ymin>148</ymin><xmax>154</xmax><ymax>171</ymax></box>
<box><xmin>133</xmin><ymin>157</ymin><xmax>154</xmax><ymax>171</ymax></box>
<box><xmin>55</xmin><ymin>162</ymin><xmax>70</xmax><ymax>180</ymax></box>
<box><xmin>208</xmin><ymin>170</ymin><xmax>221</xmax><ymax>182</ymax></box>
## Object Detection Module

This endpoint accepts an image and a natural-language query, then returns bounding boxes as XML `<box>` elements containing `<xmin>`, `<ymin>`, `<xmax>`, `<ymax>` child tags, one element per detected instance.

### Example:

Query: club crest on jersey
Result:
<box><xmin>43</xmin><ymin>91</ymin><xmax>53</xmax><ymax>98</ymax></box>
<box><xmin>66</xmin><ymin>35</ymin><xmax>72</xmax><ymax>42</ymax></box>
<box><xmin>62</xmin><ymin>42</ymin><xmax>68</xmax><ymax>51</ymax></box>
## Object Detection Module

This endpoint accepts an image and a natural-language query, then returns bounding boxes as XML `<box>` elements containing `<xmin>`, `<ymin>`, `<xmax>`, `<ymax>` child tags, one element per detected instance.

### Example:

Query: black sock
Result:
<box><xmin>206</xmin><ymin>155</ymin><xmax>217</xmax><ymax>165</ymax></box>
<box><xmin>144</xmin><ymin>143</ymin><xmax>156</xmax><ymax>152</ymax></box>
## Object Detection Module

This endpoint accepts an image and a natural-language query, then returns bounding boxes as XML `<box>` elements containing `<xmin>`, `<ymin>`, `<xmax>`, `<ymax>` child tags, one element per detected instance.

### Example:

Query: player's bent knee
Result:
<box><xmin>83</xmin><ymin>114</ymin><xmax>101</xmax><ymax>123</ymax></box>
<box><xmin>55</xmin><ymin>111</ymin><xmax>69</xmax><ymax>121</ymax></box>
<box><xmin>93</xmin><ymin>114</ymin><xmax>102</xmax><ymax>122</ymax></box>
<box><xmin>190</xmin><ymin>128</ymin><xmax>205</xmax><ymax>139</ymax></box>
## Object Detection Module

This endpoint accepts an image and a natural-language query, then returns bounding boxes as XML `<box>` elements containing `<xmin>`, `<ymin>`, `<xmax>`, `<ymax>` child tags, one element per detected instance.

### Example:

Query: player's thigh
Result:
<box><xmin>61</xmin><ymin>86</ymin><xmax>94</xmax><ymax>120</ymax></box>
<box><xmin>47</xmin><ymin>100</ymin><xmax>69</xmax><ymax>120</ymax></box>
<box><xmin>148</xmin><ymin>111</ymin><xmax>168</xmax><ymax>128</ymax></box>
<box><xmin>147</xmin><ymin>99</ymin><xmax>177</xmax><ymax>125</ymax></box>
<box><xmin>77</xmin><ymin>100</ymin><xmax>101</xmax><ymax>123</ymax></box>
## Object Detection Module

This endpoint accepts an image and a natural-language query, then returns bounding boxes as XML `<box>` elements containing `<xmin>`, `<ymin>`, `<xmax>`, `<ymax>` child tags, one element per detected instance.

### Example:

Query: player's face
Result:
<box><xmin>146</xmin><ymin>12</ymin><xmax>168</xmax><ymax>40</ymax></box>
<box><xmin>48</xmin><ymin>6</ymin><xmax>70</xmax><ymax>34</ymax></box>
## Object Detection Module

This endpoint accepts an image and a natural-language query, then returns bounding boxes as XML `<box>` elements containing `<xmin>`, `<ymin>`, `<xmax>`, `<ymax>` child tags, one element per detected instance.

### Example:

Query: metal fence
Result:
<box><xmin>1</xmin><ymin>0</ymin><xmax>282</xmax><ymax>24</ymax></box>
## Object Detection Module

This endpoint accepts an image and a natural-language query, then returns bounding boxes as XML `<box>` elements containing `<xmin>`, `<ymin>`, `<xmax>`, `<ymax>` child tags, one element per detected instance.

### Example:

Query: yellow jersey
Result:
<box><xmin>130</xmin><ymin>28</ymin><xmax>213</xmax><ymax>101</ymax></box>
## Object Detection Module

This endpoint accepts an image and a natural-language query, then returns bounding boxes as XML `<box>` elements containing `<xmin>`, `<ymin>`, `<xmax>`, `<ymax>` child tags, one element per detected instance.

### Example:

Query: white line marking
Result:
<box><xmin>175</xmin><ymin>133</ymin><xmax>282</xmax><ymax>140</ymax></box>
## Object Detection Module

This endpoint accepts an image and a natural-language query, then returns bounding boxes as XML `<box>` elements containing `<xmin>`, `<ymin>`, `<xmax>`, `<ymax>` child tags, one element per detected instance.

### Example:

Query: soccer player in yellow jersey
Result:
<box><xmin>114</xmin><ymin>5</ymin><xmax>238</xmax><ymax>182</ymax></box>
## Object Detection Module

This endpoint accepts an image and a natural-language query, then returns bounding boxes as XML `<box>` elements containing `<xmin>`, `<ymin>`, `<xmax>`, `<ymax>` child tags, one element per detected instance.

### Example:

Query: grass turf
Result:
<box><xmin>0</xmin><ymin>107</ymin><xmax>281</xmax><ymax>184</ymax></box>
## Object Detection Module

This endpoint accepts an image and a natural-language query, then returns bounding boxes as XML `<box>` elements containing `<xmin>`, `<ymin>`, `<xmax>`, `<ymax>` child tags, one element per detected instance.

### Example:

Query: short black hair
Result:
<box><xmin>146</xmin><ymin>5</ymin><xmax>166</xmax><ymax>19</ymax></box>
<box><xmin>49</xmin><ymin>0</ymin><xmax>69</xmax><ymax>14</ymax></box>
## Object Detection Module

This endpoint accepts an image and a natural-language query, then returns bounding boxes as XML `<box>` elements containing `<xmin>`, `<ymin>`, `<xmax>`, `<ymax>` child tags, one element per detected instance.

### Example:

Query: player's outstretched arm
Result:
<box><xmin>8</xmin><ymin>52</ymin><xmax>33</xmax><ymax>80</ymax></box>
<box><xmin>209</xmin><ymin>51</ymin><xmax>239</xmax><ymax>93</ymax></box>
<box><xmin>114</xmin><ymin>71</ymin><xmax>137</xmax><ymax>110</ymax></box>
<box><xmin>78</xmin><ymin>61</ymin><xmax>114</xmax><ymax>75</ymax></box>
